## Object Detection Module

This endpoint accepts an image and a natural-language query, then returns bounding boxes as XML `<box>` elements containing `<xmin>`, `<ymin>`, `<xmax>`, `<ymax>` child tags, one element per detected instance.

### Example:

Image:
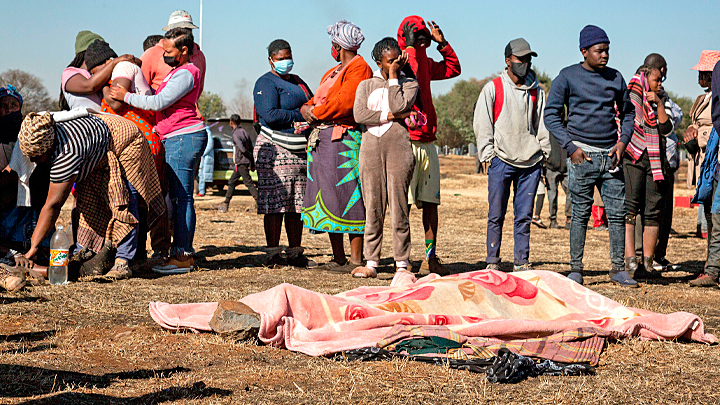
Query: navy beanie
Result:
<box><xmin>579</xmin><ymin>25</ymin><xmax>609</xmax><ymax>50</ymax></box>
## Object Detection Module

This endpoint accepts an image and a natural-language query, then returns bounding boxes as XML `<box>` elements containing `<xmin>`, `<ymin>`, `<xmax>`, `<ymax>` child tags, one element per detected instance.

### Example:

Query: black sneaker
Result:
<box><xmin>549</xmin><ymin>219</ymin><xmax>559</xmax><ymax>229</ymax></box>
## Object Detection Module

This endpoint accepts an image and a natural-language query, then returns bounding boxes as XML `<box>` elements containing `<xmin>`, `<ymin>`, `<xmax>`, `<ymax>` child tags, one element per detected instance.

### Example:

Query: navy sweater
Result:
<box><xmin>544</xmin><ymin>63</ymin><xmax>634</xmax><ymax>155</ymax></box>
<box><xmin>253</xmin><ymin>72</ymin><xmax>312</xmax><ymax>134</ymax></box>
<box><xmin>712</xmin><ymin>61</ymin><xmax>720</xmax><ymax>134</ymax></box>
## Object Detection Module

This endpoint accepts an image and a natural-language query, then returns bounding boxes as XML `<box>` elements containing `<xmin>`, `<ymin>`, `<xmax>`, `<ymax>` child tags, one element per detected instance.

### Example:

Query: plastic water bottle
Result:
<box><xmin>48</xmin><ymin>226</ymin><xmax>71</xmax><ymax>285</ymax></box>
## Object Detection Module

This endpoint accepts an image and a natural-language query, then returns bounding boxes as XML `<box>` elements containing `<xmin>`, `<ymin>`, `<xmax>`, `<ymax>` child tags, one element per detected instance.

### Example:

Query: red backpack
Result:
<box><xmin>492</xmin><ymin>77</ymin><xmax>538</xmax><ymax>124</ymax></box>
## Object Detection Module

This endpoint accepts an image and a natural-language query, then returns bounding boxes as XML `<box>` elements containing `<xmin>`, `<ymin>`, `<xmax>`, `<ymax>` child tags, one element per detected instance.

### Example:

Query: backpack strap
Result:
<box><xmin>492</xmin><ymin>77</ymin><xmax>504</xmax><ymax>124</ymax></box>
<box><xmin>530</xmin><ymin>87</ymin><xmax>538</xmax><ymax>122</ymax></box>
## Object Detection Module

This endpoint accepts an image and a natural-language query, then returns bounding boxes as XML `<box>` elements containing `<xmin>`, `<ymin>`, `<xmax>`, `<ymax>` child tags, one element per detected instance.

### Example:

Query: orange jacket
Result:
<box><xmin>306</xmin><ymin>56</ymin><xmax>372</xmax><ymax>125</ymax></box>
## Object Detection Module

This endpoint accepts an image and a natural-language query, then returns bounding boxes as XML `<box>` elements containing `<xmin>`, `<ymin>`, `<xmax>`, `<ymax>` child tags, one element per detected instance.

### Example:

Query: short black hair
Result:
<box><xmin>143</xmin><ymin>35</ymin><xmax>164</xmax><ymax>51</ymax></box>
<box><xmin>643</xmin><ymin>53</ymin><xmax>667</xmax><ymax>71</ymax></box>
<box><xmin>165</xmin><ymin>28</ymin><xmax>194</xmax><ymax>55</ymax></box>
<box><xmin>230</xmin><ymin>114</ymin><xmax>241</xmax><ymax>124</ymax></box>
<box><xmin>372</xmin><ymin>37</ymin><xmax>400</xmax><ymax>62</ymax></box>
<box><xmin>268</xmin><ymin>39</ymin><xmax>291</xmax><ymax>57</ymax></box>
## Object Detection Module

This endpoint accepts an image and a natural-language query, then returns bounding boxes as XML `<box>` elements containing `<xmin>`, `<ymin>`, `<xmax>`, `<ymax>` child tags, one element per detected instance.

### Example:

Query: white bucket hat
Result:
<box><xmin>163</xmin><ymin>10</ymin><xmax>199</xmax><ymax>31</ymax></box>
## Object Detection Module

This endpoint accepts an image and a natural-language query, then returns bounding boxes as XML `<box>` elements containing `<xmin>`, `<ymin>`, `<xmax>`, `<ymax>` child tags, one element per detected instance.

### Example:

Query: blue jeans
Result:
<box><xmin>197</xmin><ymin>127</ymin><xmax>214</xmax><ymax>195</ymax></box>
<box><xmin>486</xmin><ymin>157</ymin><xmax>542</xmax><ymax>265</ymax></box>
<box><xmin>116</xmin><ymin>181</ymin><xmax>139</xmax><ymax>261</ymax></box>
<box><xmin>163</xmin><ymin>130</ymin><xmax>209</xmax><ymax>254</ymax></box>
<box><xmin>568</xmin><ymin>152</ymin><xmax>625</xmax><ymax>273</ymax></box>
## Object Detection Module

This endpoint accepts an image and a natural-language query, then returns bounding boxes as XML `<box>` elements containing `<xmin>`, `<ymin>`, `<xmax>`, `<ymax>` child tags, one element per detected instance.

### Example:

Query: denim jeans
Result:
<box><xmin>163</xmin><ymin>130</ymin><xmax>209</xmax><ymax>254</ymax></box>
<box><xmin>486</xmin><ymin>157</ymin><xmax>542</xmax><ymax>265</ymax></box>
<box><xmin>546</xmin><ymin>168</ymin><xmax>570</xmax><ymax>221</ymax></box>
<box><xmin>197</xmin><ymin>127</ymin><xmax>215</xmax><ymax>195</ymax></box>
<box><xmin>567</xmin><ymin>152</ymin><xmax>625</xmax><ymax>273</ymax></box>
<box><xmin>115</xmin><ymin>181</ymin><xmax>140</xmax><ymax>261</ymax></box>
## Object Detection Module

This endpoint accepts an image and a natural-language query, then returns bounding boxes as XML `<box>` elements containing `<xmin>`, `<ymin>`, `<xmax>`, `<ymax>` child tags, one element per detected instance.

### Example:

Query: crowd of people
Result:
<box><xmin>0</xmin><ymin>13</ymin><xmax>719</xmax><ymax>292</ymax></box>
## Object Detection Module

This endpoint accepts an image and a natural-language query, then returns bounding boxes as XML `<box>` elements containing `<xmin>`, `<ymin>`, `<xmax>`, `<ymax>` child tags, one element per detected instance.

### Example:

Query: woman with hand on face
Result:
<box><xmin>300</xmin><ymin>20</ymin><xmax>373</xmax><ymax>274</ymax></box>
<box><xmin>352</xmin><ymin>38</ymin><xmax>419</xmax><ymax>278</ymax></box>
<box><xmin>623</xmin><ymin>65</ymin><xmax>674</xmax><ymax>279</ymax></box>
<box><xmin>60</xmin><ymin>31</ymin><xmax>139</xmax><ymax>111</ymax></box>
<box><xmin>110</xmin><ymin>27</ymin><xmax>206</xmax><ymax>274</ymax></box>
<box><xmin>252</xmin><ymin>39</ymin><xmax>316</xmax><ymax>268</ymax></box>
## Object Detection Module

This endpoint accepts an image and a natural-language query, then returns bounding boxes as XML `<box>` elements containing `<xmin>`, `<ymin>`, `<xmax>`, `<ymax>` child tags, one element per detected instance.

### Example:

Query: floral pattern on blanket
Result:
<box><xmin>149</xmin><ymin>269</ymin><xmax>717</xmax><ymax>358</ymax></box>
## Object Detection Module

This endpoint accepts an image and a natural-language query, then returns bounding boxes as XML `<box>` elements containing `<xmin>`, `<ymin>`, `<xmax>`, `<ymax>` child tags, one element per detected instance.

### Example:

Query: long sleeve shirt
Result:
<box><xmin>125</xmin><ymin>69</ymin><xmax>194</xmax><ymax>112</ymax></box>
<box><xmin>402</xmin><ymin>44</ymin><xmax>461</xmax><ymax>142</ymax></box>
<box><xmin>474</xmin><ymin>69</ymin><xmax>550</xmax><ymax>168</ymax></box>
<box><xmin>305</xmin><ymin>56</ymin><xmax>373</xmax><ymax>125</ymax></box>
<box><xmin>232</xmin><ymin>126</ymin><xmax>254</xmax><ymax>168</ymax></box>
<box><xmin>544</xmin><ymin>63</ymin><xmax>634</xmax><ymax>155</ymax></box>
<box><xmin>712</xmin><ymin>61</ymin><xmax>720</xmax><ymax>134</ymax></box>
<box><xmin>253</xmin><ymin>72</ymin><xmax>311</xmax><ymax>134</ymax></box>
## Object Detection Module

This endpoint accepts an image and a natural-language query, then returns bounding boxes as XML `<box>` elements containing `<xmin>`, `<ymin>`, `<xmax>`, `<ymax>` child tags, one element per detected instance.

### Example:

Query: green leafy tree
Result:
<box><xmin>666</xmin><ymin>91</ymin><xmax>693</xmax><ymax>138</ymax></box>
<box><xmin>434</xmin><ymin>76</ymin><xmax>493</xmax><ymax>148</ymax></box>
<box><xmin>198</xmin><ymin>91</ymin><xmax>227</xmax><ymax>119</ymax></box>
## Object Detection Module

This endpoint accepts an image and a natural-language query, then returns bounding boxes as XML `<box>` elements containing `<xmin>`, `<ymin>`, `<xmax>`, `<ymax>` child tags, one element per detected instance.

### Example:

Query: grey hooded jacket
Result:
<box><xmin>474</xmin><ymin>68</ymin><xmax>551</xmax><ymax>168</ymax></box>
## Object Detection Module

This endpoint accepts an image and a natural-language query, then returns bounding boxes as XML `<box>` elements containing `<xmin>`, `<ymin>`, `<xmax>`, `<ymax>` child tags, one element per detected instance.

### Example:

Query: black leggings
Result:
<box><xmin>623</xmin><ymin>151</ymin><xmax>668</xmax><ymax>227</ymax></box>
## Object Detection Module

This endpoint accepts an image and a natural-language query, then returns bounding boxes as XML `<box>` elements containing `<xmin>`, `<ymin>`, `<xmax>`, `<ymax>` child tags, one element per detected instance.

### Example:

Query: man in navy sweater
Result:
<box><xmin>544</xmin><ymin>25</ymin><xmax>637</xmax><ymax>287</ymax></box>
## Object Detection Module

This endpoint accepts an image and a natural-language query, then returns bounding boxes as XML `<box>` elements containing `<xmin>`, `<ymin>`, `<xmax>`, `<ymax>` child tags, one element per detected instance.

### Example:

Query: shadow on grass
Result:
<box><xmin>14</xmin><ymin>381</ymin><xmax>231</xmax><ymax>405</ymax></box>
<box><xmin>1</xmin><ymin>330</ymin><xmax>57</xmax><ymax>343</ymax></box>
<box><xmin>0</xmin><ymin>295</ymin><xmax>49</xmax><ymax>305</ymax></box>
<box><xmin>0</xmin><ymin>364</ymin><xmax>192</xmax><ymax>398</ymax></box>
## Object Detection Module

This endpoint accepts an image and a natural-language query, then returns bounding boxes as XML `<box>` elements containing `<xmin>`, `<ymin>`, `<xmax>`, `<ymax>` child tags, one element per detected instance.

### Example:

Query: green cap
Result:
<box><xmin>75</xmin><ymin>30</ymin><xmax>104</xmax><ymax>54</ymax></box>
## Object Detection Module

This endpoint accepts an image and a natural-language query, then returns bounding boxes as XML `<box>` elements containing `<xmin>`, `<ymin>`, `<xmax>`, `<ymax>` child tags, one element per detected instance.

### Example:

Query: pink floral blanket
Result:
<box><xmin>149</xmin><ymin>270</ymin><xmax>716</xmax><ymax>357</ymax></box>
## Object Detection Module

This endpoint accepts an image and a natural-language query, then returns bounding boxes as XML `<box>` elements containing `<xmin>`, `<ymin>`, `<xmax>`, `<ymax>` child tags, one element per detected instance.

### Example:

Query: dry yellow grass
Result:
<box><xmin>1</xmin><ymin>156</ymin><xmax>719</xmax><ymax>404</ymax></box>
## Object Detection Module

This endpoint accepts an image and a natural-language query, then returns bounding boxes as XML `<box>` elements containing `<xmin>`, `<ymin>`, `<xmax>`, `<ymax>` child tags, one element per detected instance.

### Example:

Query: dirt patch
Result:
<box><xmin>2</xmin><ymin>155</ymin><xmax>719</xmax><ymax>404</ymax></box>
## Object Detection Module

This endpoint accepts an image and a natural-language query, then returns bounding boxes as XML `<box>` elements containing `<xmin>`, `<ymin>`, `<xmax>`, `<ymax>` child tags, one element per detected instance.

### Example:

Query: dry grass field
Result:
<box><xmin>1</xmin><ymin>155</ymin><xmax>719</xmax><ymax>404</ymax></box>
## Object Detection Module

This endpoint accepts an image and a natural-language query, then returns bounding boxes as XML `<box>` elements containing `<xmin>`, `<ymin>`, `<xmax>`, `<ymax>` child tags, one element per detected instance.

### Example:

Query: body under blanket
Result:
<box><xmin>149</xmin><ymin>270</ymin><xmax>716</xmax><ymax>361</ymax></box>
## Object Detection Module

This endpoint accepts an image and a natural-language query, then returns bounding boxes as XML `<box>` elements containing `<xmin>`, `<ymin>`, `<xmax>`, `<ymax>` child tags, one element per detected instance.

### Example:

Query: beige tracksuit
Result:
<box><xmin>353</xmin><ymin>71</ymin><xmax>419</xmax><ymax>268</ymax></box>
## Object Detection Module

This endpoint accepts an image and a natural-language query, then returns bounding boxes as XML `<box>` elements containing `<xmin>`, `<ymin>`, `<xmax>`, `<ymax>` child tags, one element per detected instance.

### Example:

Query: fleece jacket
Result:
<box><xmin>474</xmin><ymin>69</ymin><xmax>550</xmax><ymax>168</ymax></box>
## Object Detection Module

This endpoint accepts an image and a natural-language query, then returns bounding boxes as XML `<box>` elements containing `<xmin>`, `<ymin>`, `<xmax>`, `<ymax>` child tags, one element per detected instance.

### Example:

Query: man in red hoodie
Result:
<box><xmin>397</xmin><ymin>16</ymin><xmax>461</xmax><ymax>275</ymax></box>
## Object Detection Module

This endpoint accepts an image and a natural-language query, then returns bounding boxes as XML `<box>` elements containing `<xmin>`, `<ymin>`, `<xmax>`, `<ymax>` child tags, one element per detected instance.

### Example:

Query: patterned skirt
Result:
<box><xmin>254</xmin><ymin>134</ymin><xmax>307</xmax><ymax>214</ymax></box>
<box><xmin>302</xmin><ymin>127</ymin><xmax>365</xmax><ymax>234</ymax></box>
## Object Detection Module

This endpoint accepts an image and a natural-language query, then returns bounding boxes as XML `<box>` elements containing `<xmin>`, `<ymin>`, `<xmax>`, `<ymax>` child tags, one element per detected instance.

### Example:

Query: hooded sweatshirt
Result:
<box><xmin>474</xmin><ymin>69</ymin><xmax>551</xmax><ymax>168</ymax></box>
<box><xmin>397</xmin><ymin>16</ymin><xmax>461</xmax><ymax>143</ymax></box>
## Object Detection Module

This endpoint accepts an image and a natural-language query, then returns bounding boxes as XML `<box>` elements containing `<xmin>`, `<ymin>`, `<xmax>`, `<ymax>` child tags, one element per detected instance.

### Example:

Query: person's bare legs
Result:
<box><xmin>283</xmin><ymin>213</ymin><xmax>303</xmax><ymax>248</ymax></box>
<box><xmin>624</xmin><ymin>223</ymin><xmax>636</xmax><ymax>258</ymax></box>
<box><xmin>423</xmin><ymin>203</ymin><xmax>439</xmax><ymax>257</ymax></box>
<box><xmin>329</xmin><ymin>233</ymin><xmax>347</xmax><ymax>264</ymax></box>
<box><xmin>349</xmin><ymin>234</ymin><xmax>363</xmax><ymax>263</ymax></box>
<box><xmin>264</xmin><ymin>213</ymin><xmax>283</xmax><ymax>247</ymax></box>
<box><xmin>642</xmin><ymin>226</ymin><xmax>659</xmax><ymax>258</ymax></box>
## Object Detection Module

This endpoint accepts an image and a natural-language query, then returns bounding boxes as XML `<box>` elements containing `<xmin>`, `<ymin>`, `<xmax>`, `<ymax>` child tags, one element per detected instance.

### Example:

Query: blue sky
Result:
<box><xmin>2</xmin><ymin>0</ymin><xmax>720</xmax><ymax>110</ymax></box>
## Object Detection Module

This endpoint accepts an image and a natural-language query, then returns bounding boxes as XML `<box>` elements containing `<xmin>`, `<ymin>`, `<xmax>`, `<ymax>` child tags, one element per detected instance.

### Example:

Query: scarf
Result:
<box><xmin>626</xmin><ymin>72</ymin><xmax>664</xmax><ymax>181</ymax></box>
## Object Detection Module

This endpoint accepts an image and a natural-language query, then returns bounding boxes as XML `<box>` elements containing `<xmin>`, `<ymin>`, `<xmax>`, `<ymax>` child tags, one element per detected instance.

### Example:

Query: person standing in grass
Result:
<box><xmin>474</xmin><ymin>38</ymin><xmax>550</xmax><ymax>272</ymax></box>
<box><xmin>544</xmin><ymin>25</ymin><xmax>636</xmax><ymax>287</ymax></box>
<box><xmin>397</xmin><ymin>16</ymin><xmax>461</xmax><ymax>276</ymax></box>
<box><xmin>690</xmin><ymin>57</ymin><xmax>720</xmax><ymax>287</ymax></box>
<box><xmin>351</xmin><ymin>37</ymin><xmax>419</xmax><ymax>278</ymax></box>
<box><xmin>218</xmin><ymin>114</ymin><xmax>258</xmax><ymax>213</ymax></box>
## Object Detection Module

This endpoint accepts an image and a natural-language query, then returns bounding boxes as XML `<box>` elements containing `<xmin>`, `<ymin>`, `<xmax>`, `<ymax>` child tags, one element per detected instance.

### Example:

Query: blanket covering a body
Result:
<box><xmin>149</xmin><ymin>270</ymin><xmax>716</xmax><ymax>360</ymax></box>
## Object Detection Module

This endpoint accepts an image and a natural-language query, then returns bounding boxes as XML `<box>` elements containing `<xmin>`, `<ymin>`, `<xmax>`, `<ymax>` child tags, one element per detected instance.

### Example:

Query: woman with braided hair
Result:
<box><xmin>351</xmin><ymin>37</ymin><xmax>419</xmax><ymax>278</ymax></box>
